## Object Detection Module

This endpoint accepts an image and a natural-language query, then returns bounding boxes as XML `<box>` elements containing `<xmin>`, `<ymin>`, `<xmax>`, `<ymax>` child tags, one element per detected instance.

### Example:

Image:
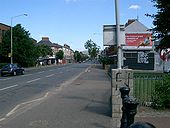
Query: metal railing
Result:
<box><xmin>133</xmin><ymin>71</ymin><xmax>164</xmax><ymax>106</ymax></box>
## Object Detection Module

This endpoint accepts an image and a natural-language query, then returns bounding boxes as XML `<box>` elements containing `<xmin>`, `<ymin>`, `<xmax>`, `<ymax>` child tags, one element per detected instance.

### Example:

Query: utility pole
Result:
<box><xmin>115</xmin><ymin>0</ymin><xmax>122</xmax><ymax>69</ymax></box>
<box><xmin>10</xmin><ymin>14</ymin><xmax>27</xmax><ymax>64</ymax></box>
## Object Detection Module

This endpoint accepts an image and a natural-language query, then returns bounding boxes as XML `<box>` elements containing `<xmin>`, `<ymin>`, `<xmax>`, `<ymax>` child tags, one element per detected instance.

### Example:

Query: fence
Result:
<box><xmin>133</xmin><ymin>71</ymin><xmax>164</xmax><ymax>106</ymax></box>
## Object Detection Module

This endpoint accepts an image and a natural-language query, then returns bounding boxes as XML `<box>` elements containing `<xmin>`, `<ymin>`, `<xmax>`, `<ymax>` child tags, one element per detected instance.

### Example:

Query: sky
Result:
<box><xmin>0</xmin><ymin>0</ymin><xmax>157</xmax><ymax>51</ymax></box>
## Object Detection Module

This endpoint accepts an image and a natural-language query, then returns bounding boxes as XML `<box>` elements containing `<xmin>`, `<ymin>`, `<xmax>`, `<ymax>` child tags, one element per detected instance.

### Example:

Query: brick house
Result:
<box><xmin>38</xmin><ymin>37</ymin><xmax>62</xmax><ymax>55</ymax></box>
<box><xmin>0</xmin><ymin>23</ymin><xmax>10</xmax><ymax>43</ymax></box>
<box><xmin>37</xmin><ymin>37</ymin><xmax>74</xmax><ymax>64</ymax></box>
<box><xmin>62</xmin><ymin>44</ymin><xmax>74</xmax><ymax>64</ymax></box>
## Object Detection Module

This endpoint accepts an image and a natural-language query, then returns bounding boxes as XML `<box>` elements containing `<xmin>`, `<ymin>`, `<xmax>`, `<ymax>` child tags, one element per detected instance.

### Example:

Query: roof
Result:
<box><xmin>63</xmin><ymin>44</ymin><xmax>70</xmax><ymax>49</ymax></box>
<box><xmin>52</xmin><ymin>43</ymin><xmax>63</xmax><ymax>48</ymax></box>
<box><xmin>37</xmin><ymin>37</ymin><xmax>53</xmax><ymax>46</ymax></box>
<box><xmin>125</xmin><ymin>20</ymin><xmax>150</xmax><ymax>34</ymax></box>
<box><xmin>38</xmin><ymin>40</ymin><xmax>53</xmax><ymax>46</ymax></box>
<box><xmin>0</xmin><ymin>23</ymin><xmax>10</xmax><ymax>28</ymax></box>
<box><xmin>125</xmin><ymin>19</ymin><xmax>136</xmax><ymax>27</ymax></box>
<box><xmin>37</xmin><ymin>37</ymin><xmax>63</xmax><ymax>48</ymax></box>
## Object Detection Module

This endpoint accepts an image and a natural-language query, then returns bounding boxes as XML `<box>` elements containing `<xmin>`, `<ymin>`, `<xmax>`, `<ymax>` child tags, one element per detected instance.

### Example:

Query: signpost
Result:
<box><xmin>115</xmin><ymin>0</ymin><xmax>121</xmax><ymax>69</ymax></box>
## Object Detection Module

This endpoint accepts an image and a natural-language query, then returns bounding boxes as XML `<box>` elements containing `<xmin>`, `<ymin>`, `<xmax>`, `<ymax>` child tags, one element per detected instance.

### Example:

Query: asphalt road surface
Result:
<box><xmin>0</xmin><ymin>63</ymin><xmax>89</xmax><ymax>120</ymax></box>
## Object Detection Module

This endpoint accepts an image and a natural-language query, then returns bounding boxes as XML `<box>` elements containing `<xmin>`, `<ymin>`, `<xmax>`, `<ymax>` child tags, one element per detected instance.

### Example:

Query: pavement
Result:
<box><xmin>135</xmin><ymin>106</ymin><xmax>170</xmax><ymax>128</ymax></box>
<box><xmin>0</xmin><ymin>64</ymin><xmax>113</xmax><ymax>128</ymax></box>
<box><xmin>0</xmin><ymin>64</ymin><xmax>170</xmax><ymax>128</ymax></box>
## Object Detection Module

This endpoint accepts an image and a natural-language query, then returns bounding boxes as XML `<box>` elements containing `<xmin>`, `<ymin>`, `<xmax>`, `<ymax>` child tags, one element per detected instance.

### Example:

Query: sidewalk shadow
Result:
<box><xmin>63</xmin><ymin>96</ymin><xmax>112</xmax><ymax>117</ymax></box>
<box><xmin>85</xmin><ymin>103</ymin><xmax>112</xmax><ymax>117</ymax></box>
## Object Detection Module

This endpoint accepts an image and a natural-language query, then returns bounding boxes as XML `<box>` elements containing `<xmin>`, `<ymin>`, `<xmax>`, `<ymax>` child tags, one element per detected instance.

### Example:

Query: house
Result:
<box><xmin>0</xmin><ymin>23</ymin><xmax>10</xmax><ymax>43</ymax></box>
<box><xmin>37</xmin><ymin>37</ymin><xmax>74</xmax><ymax>64</ymax></box>
<box><xmin>37</xmin><ymin>37</ymin><xmax>62</xmax><ymax>64</ymax></box>
<box><xmin>122</xmin><ymin>19</ymin><xmax>154</xmax><ymax>70</ymax></box>
<box><xmin>38</xmin><ymin>37</ymin><xmax>63</xmax><ymax>55</ymax></box>
<box><xmin>103</xmin><ymin>19</ymin><xmax>155</xmax><ymax>70</ymax></box>
<box><xmin>62</xmin><ymin>44</ymin><xmax>74</xmax><ymax>64</ymax></box>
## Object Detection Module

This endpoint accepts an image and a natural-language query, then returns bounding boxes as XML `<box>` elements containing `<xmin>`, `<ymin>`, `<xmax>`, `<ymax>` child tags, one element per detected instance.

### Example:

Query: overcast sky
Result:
<box><xmin>0</xmin><ymin>0</ymin><xmax>156</xmax><ymax>51</ymax></box>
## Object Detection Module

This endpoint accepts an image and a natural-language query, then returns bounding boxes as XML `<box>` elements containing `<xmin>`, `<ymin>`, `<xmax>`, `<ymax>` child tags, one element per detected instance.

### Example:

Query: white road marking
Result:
<box><xmin>0</xmin><ymin>78</ymin><xmax>12</xmax><ymax>81</ymax></box>
<box><xmin>21</xmin><ymin>74</ymin><xmax>32</xmax><ymax>77</ymax></box>
<box><xmin>45</xmin><ymin>74</ymin><xmax>55</xmax><ymax>78</ymax></box>
<box><xmin>26</xmin><ymin>78</ymin><xmax>41</xmax><ymax>83</ymax></box>
<box><xmin>0</xmin><ymin>84</ymin><xmax>19</xmax><ymax>91</ymax></box>
<box><xmin>5</xmin><ymin>92</ymin><xmax>50</xmax><ymax>117</ymax></box>
<box><xmin>37</xmin><ymin>71</ymin><xmax>44</xmax><ymax>74</ymax></box>
<box><xmin>0</xmin><ymin>118</ymin><xmax>5</xmax><ymax>122</ymax></box>
<box><xmin>0</xmin><ymin>66</ymin><xmax>90</xmax><ymax>122</ymax></box>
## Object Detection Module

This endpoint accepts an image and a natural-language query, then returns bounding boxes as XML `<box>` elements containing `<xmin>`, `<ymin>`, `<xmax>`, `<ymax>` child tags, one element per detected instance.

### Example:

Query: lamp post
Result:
<box><xmin>10</xmin><ymin>14</ymin><xmax>27</xmax><ymax>64</ymax></box>
<box><xmin>115</xmin><ymin>0</ymin><xmax>122</xmax><ymax>69</ymax></box>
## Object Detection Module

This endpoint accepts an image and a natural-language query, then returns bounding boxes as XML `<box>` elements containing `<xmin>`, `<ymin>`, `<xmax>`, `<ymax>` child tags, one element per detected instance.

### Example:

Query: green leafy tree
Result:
<box><xmin>80</xmin><ymin>52</ymin><xmax>88</xmax><ymax>61</ymax></box>
<box><xmin>74</xmin><ymin>51</ymin><xmax>88</xmax><ymax>62</ymax></box>
<box><xmin>74</xmin><ymin>51</ymin><xmax>81</xmax><ymax>62</ymax></box>
<box><xmin>147</xmin><ymin>0</ymin><xmax>170</xmax><ymax>49</ymax></box>
<box><xmin>0</xmin><ymin>35</ymin><xmax>10</xmax><ymax>62</ymax></box>
<box><xmin>84</xmin><ymin>39</ymin><xmax>100</xmax><ymax>59</ymax></box>
<box><xmin>37</xmin><ymin>44</ymin><xmax>53</xmax><ymax>57</ymax></box>
<box><xmin>55</xmin><ymin>50</ymin><xmax>64</xmax><ymax>60</ymax></box>
<box><xmin>0</xmin><ymin>24</ymin><xmax>38</xmax><ymax>67</ymax></box>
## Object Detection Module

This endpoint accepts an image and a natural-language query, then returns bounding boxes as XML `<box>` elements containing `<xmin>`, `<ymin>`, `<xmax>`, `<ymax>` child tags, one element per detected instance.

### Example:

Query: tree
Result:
<box><xmin>74</xmin><ymin>51</ymin><xmax>88</xmax><ymax>62</ymax></box>
<box><xmin>0</xmin><ymin>24</ymin><xmax>38</xmax><ymax>67</ymax></box>
<box><xmin>74</xmin><ymin>51</ymin><xmax>81</xmax><ymax>62</ymax></box>
<box><xmin>55</xmin><ymin>50</ymin><xmax>64</xmax><ymax>60</ymax></box>
<box><xmin>80</xmin><ymin>52</ymin><xmax>89</xmax><ymax>61</ymax></box>
<box><xmin>84</xmin><ymin>39</ymin><xmax>100</xmax><ymax>59</ymax></box>
<box><xmin>148</xmin><ymin>0</ymin><xmax>170</xmax><ymax>49</ymax></box>
<box><xmin>37</xmin><ymin>44</ymin><xmax>53</xmax><ymax>57</ymax></box>
<box><xmin>152</xmin><ymin>75</ymin><xmax>170</xmax><ymax>109</ymax></box>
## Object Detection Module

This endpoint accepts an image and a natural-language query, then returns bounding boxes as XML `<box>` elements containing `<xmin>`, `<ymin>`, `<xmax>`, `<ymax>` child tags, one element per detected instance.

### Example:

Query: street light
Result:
<box><xmin>115</xmin><ymin>0</ymin><xmax>122</xmax><ymax>69</ymax></box>
<box><xmin>10</xmin><ymin>14</ymin><xmax>27</xmax><ymax>64</ymax></box>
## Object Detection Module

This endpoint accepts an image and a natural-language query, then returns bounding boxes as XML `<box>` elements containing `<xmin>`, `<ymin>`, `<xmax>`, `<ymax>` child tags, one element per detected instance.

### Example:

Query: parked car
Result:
<box><xmin>0</xmin><ymin>64</ymin><xmax>24</xmax><ymax>76</ymax></box>
<box><xmin>164</xmin><ymin>69</ymin><xmax>170</xmax><ymax>73</ymax></box>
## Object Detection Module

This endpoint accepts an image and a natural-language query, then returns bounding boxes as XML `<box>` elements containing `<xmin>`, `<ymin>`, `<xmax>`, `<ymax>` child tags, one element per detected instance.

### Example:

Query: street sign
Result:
<box><xmin>103</xmin><ymin>25</ymin><xmax>125</xmax><ymax>46</ymax></box>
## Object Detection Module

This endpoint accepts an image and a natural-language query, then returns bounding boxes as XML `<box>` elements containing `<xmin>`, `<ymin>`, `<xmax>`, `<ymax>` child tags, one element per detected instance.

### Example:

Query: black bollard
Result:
<box><xmin>119</xmin><ymin>85</ymin><xmax>130</xmax><ymax>100</ymax></box>
<box><xmin>119</xmin><ymin>85</ymin><xmax>130</xmax><ymax>128</ymax></box>
<box><xmin>124</xmin><ymin>96</ymin><xmax>139</xmax><ymax>127</ymax></box>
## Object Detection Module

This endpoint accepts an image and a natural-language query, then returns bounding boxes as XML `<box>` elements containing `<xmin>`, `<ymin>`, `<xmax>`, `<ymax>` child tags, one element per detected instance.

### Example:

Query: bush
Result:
<box><xmin>151</xmin><ymin>74</ymin><xmax>170</xmax><ymax>109</ymax></box>
<box><xmin>0</xmin><ymin>63</ymin><xmax>7</xmax><ymax>69</ymax></box>
<box><xmin>99</xmin><ymin>56</ymin><xmax>115</xmax><ymax>65</ymax></box>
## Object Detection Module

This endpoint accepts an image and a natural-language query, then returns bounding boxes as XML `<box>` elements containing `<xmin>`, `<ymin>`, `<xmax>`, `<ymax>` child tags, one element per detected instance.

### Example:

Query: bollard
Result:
<box><xmin>124</xmin><ymin>96</ymin><xmax>139</xmax><ymax>127</ymax></box>
<box><xmin>128</xmin><ymin>121</ymin><xmax>156</xmax><ymax>128</ymax></box>
<box><xmin>119</xmin><ymin>85</ymin><xmax>130</xmax><ymax>128</ymax></box>
<box><xmin>119</xmin><ymin>85</ymin><xmax>130</xmax><ymax>100</ymax></box>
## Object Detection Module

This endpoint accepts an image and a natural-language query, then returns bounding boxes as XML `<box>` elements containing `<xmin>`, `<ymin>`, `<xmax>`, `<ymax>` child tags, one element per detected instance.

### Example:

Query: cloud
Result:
<box><xmin>129</xmin><ymin>5</ymin><xmax>140</xmax><ymax>10</ymax></box>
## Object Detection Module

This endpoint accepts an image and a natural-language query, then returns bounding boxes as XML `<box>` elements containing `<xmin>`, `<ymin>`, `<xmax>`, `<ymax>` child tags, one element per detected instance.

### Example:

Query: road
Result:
<box><xmin>0</xmin><ymin>63</ymin><xmax>89</xmax><ymax>120</ymax></box>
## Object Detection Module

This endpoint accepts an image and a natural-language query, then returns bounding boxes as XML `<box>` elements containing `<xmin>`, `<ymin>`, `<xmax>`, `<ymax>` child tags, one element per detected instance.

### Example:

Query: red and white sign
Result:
<box><xmin>126</xmin><ymin>33</ymin><xmax>153</xmax><ymax>46</ymax></box>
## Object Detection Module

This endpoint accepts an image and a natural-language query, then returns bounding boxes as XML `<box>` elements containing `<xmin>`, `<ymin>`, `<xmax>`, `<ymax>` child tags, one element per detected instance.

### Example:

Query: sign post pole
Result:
<box><xmin>115</xmin><ymin>0</ymin><xmax>122</xmax><ymax>69</ymax></box>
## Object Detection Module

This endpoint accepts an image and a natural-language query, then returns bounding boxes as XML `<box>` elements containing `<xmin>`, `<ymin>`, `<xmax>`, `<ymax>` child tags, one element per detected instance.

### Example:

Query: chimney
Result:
<box><xmin>125</xmin><ymin>19</ymin><xmax>136</xmax><ymax>27</ymax></box>
<box><xmin>42</xmin><ymin>37</ymin><xmax>49</xmax><ymax>41</ymax></box>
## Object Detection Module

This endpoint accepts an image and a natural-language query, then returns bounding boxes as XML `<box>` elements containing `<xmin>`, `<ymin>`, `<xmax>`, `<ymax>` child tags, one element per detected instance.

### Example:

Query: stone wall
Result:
<box><xmin>111</xmin><ymin>69</ymin><xmax>133</xmax><ymax>128</ymax></box>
